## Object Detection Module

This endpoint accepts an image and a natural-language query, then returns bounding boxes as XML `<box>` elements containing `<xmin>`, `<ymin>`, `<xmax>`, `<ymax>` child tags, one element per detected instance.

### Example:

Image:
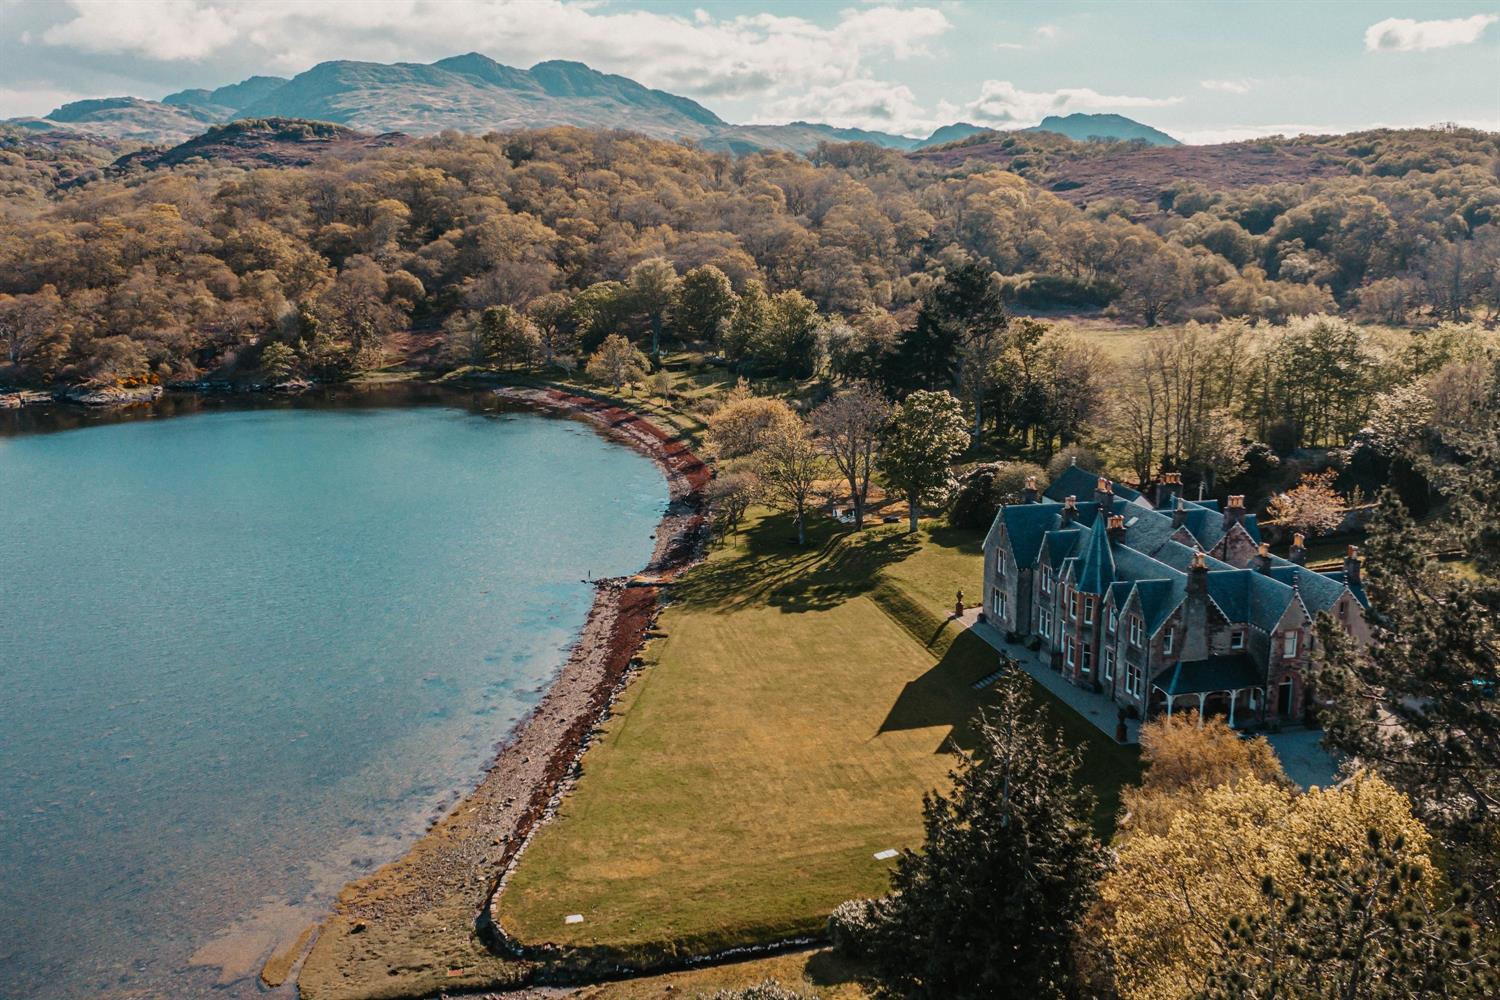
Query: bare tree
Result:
<box><xmin>811</xmin><ymin>384</ymin><xmax>891</xmax><ymax>530</ymax></box>
<box><xmin>756</xmin><ymin>417</ymin><xmax>828</xmax><ymax>546</ymax></box>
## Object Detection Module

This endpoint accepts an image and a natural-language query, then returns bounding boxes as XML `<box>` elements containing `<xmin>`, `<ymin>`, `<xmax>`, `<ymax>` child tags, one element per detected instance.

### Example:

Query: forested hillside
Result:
<box><xmin>0</xmin><ymin>124</ymin><xmax>1495</xmax><ymax>395</ymax></box>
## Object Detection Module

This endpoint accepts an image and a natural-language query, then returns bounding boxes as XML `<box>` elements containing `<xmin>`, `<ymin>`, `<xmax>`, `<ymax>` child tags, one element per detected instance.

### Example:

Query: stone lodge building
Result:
<box><xmin>979</xmin><ymin>465</ymin><xmax>1370</xmax><ymax>726</ymax></box>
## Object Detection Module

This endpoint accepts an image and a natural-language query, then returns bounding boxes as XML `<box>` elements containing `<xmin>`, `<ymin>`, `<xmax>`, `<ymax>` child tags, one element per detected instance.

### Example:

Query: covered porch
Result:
<box><xmin>1150</xmin><ymin>654</ymin><xmax>1264</xmax><ymax>728</ymax></box>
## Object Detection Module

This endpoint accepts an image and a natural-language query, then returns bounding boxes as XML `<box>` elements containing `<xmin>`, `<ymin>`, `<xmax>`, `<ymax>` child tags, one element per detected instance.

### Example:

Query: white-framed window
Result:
<box><xmin>1283</xmin><ymin>631</ymin><xmax>1298</xmax><ymax>658</ymax></box>
<box><xmin>992</xmin><ymin>588</ymin><xmax>1005</xmax><ymax>618</ymax></box>
<box><xmin>1066</xmin><ymin>640</ymin><xmax>1077</xmax><ymax>668</ymax></box>
<box><xmin>1082</xmin><ymin>645</ymin><xmax>1093</xmax><ymax>674</ymax></box>
<box><xmin>995</xmin><ymin>551</ymin><xmax>1005</xmax><ymax>579</ymax></box>
<box><xmin>1042</xmin><ymin>570</ymin><xmax>1053</xmax><ymax>595</ymax></box>
<box><xmin>1230</xmin><ymin>630</ymin><xmax>1245</xmax><ymax>650</ymax></box>
<box><xmin>1109</xmin><ymin>608</ymin><xmax>1119</xmax><ymax>633</ymax></box>
<box><xmin>1103</xmin><ymin>647</ymin><xmax>1115</xmax><ymax>681</ymax></box>
<box><xmin>1040</xmin><ymin>609</ymin><xmax>1051</xmax><ymax>638</ymax></box>
<box><xmin>1069</xmin><ymin>591</ymin><xmax>1080</xmax><ymax>618</ymax></box>
<box><xmin>1126</xmin><ymin>659</ymin><xmax>1143</xmax><ymax>697</ymax></box>
<box><xmin>1163</xmin><ymin>627</ymin><xmax>1175</xmax><ymax>655</ymax></box>
<box><xmin>1129</xmin><ymin>616</ymin><xmax>1143</xmax><ymax>647</ymax></box>
<box><xmin>1084</xmin><ymin>596</ymin><xmax>1096</xmax><ymax>624</ymax></box>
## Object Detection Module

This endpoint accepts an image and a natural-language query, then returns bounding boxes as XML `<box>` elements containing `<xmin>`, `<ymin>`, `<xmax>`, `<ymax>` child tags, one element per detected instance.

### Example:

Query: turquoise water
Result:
<box><xmin>0</xmin><ymin>392</ymin><xmax>667</xmax><ymax>999</ymax></box>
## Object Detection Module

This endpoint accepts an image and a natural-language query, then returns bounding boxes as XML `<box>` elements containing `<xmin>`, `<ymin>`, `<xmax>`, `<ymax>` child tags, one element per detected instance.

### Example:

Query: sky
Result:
<box><xmin>1</xmin><ymin>0</ymin><xmax>1497</xmax><ymax>143</ymax></box>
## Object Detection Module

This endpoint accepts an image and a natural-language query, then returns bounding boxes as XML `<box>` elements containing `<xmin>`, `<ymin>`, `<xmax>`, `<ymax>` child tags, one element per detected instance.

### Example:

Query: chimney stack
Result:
<box><xmin>1223</xmin><ymin>495</ymin><xmax>1247</xmax><ymax>531</ymax></box>
<box><xmin>1155</xmin><ymin>471</ymin><xmax>1182</xmax><ymax>510</ymax></box>
<box><xmin>1181</xmin><ymin>548</ymin><xmax>1210</xmax><ymax>661</ymax></box>
<box><xmin>1107</xmin><ymin>514</ymin><xmax>1127</xmax><ymax>542</ymax></box>
<box><xmin>1344</xmin><ymin>545</ymin><xmax>1362</xmax><ymax>587</ymax></box>
<box><xmin>1060</xmin><ymin>495</ymin><xmax>1078</xmax><ymax>527</ymax></box>
<box><xmin>1095</xmin><ymin>476</ymin><xmax>1114</xmax><ymax>512</ymax></box>
<box><xmin>1022</xmin><ymin>475</ymin><xmax>1039</xmax><ymax>504</ymax></box>
<box><xmin>1172</xmin><ymin>497</ymin><xmax>1189</xmax><ymax>530</ymax></box>
<box><xmin>1289</xmin><ymin>533</ymin><xmax>1307</xmax><ymax>565</ymax></box>
<box><xmin>1253</xmin><ymin>541</ymin><xmax>1273</xmax><ymax>574</ymax></box>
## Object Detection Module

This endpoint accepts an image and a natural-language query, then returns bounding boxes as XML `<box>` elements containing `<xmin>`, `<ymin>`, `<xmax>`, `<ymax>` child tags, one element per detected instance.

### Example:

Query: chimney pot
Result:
<box><xmin>1060</xmin><ymin>495</ymin><xmax>1078</xmax><ymax>527</ymax></box>
<box><xmin>1228</xmin><ymin>495</ymin><xmax>1245</xmax><ymax>509</ymax></box>
<box><xmin>1022</xmin><ymin>475</ymin><xmax>1039</xmax><ymax>504</ymax></box>
<box><xmin>1107</xmin><ymin>514</ymin><xmax>1127</xmax><ymax>540</ymax></box>
<box><xmin>1172</xmin><ymin>497</ymin><xmax>1189</xmax><ymax>529</ymax></box>
<box><xmin>1191</xmin><ymin>548</ymin><xmax>1207</xmax><ymax>570</ymax></box>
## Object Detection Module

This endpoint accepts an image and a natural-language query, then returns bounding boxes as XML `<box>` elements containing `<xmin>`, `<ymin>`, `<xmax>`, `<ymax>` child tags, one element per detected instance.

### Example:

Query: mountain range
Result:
<box><xmin>2</xmin><ymin>53</ymin><xmax>1179</xmax><ymax>153</ymax></box>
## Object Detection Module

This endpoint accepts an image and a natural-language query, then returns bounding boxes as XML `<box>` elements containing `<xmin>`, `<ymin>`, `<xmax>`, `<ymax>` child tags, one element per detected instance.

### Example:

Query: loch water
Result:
<box><xmin>0</xmin><ymin>387</ymin><xmax>668</xmax><ymax>999</ymax></box>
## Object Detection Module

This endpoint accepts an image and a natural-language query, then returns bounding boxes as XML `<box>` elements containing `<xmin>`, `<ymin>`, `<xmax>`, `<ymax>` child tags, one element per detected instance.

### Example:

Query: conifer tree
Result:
<box><xmin>1313</xmin><ymin>360</ymin><xmax>1500</xmax><ymax>924</ymax></box>
<box><xmin>1200</xmin><ymin>829</ymin><xmax>1498</xmax><ymax>999</ymax></box>
<box><xmin>865</xmin><ymin>670</ymin><xmax>1106</xmax><ymax>999</ymax></box>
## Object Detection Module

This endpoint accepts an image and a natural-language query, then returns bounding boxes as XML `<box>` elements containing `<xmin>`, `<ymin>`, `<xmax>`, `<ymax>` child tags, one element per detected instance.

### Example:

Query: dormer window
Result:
<box><xmin>1129</xmin><ymin>616</ymin><xmax>1143</xmax><ymax>647</ymax></box>
<box><xmin>1230</xmin><ymin>630</ymin><xmax>1245</xmax><ymax>650</ymax></box>
<box><xmin>1109</xmin><ymin>608</ymin><xmax>1119</xmax><ymax>633</ymax></box>
<box><xmin>1070</xmin><ymin>591</ymin><xmax>1080</xmax><ymax>618</ymax></box>
<box><xmin>1163</xmin><ymin>627</ymin><xmax>1175</xmax><ymax>655</ymax></box>
<box><xmin>1282</xmin><ymin>631</ymin><xmax>1298</xmax><ymax>658</ymax></box>
<box><xmin>1042</xmin><ymin>571</ymin><xmax>1053</xmax><ymax>595</ymax></box>
<box><xmin>1083</xmin><ymin>596</ymin><xmax>1096</xmax><ymax>624</ymax></box>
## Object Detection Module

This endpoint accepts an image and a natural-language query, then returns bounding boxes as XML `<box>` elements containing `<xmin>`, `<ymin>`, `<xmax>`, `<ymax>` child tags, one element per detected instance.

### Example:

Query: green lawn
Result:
<box><xmin>496</xmin><ymin>512</ymin><xmax>1139</xmax><ymax>965</ymax></box>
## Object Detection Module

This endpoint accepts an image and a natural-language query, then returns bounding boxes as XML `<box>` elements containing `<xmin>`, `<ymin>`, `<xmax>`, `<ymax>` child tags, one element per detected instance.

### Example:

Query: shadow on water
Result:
<box><xmin>0</xmin><ymin>381</ymin><xmax>533</xmax><ymax>437</ymax></box>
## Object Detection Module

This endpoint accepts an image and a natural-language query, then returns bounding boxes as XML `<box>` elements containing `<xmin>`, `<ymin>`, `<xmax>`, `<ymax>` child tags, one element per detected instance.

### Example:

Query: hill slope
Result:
<box><xmin>1024</xmin><ymin>112</ymin><xmax>1180</xmax><ymax>146</ymax></box>
<box><xmin>2</xmin><ymin>55</ymin><xmax>1181</xmax><ymax>155</ymax></box>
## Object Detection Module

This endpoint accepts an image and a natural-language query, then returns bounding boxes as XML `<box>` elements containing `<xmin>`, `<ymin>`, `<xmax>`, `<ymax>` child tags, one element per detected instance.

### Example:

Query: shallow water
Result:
<box><xmin>0</xmin><ymin>388</ymin><xmax>667</xmax><ymax>999</ymax></box>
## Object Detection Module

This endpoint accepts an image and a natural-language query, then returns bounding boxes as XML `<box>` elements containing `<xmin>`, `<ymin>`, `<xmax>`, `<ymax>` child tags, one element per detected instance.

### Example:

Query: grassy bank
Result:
<box><xmin>495</xmin><ymin>510</ymin><xmax>1140</xmax><ymax>969</ymax></box>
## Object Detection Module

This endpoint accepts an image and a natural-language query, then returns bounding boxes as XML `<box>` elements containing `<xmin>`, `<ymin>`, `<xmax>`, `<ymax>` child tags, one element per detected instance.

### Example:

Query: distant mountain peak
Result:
<box><xmin>1026</xmin><ymin>112</ymin><xmax>1180</xmax><ymax>147</ymax></box>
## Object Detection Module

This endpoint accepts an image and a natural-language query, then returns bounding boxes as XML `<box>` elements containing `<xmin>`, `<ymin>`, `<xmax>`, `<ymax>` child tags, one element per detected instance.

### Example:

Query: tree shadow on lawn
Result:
<box><xmin>877</xmin><ymin>628</ymin><xmax>1006</xmax><ymax>755</ymax></box>
<box><xmin>877</xmin><ymin>629</ymin><xmax>1140</xmax><ymax>835</ymax></box>
<box><xmin>683</xmin><ymin>513</ymin><xmax>920</xmax><ymax>615</ymax></box>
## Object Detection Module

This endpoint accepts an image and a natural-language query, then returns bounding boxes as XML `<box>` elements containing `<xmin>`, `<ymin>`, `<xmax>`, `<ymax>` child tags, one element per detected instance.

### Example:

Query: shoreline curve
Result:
<box><xmin>294</xmin><ymin>386</ymin><xmax>710</xmax><ymax>1000</ymax></box>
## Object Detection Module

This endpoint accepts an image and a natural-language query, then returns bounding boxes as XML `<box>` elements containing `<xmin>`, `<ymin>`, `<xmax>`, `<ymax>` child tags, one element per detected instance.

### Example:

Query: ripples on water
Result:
<box><xmin>0</xmin><ymin>387</ymin><xmax>667</xmax><ymax>999</ymax></box>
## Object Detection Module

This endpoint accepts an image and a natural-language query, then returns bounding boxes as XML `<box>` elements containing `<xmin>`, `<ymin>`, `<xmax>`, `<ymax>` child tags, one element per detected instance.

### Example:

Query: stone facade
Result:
<box><xmin>981</xmin><ymin>465</ymin><xmax>1369</xmax><ymax>726</ymax></box>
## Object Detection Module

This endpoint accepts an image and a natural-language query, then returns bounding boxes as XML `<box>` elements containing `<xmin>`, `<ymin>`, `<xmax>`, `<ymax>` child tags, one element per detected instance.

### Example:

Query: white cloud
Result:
<box><xmin>756</xmin><ymin>78</ymin><xmax>939</xmax><ymax>136</ymax></box>
<box><xmin>0</xmin><ymin>84</ymin><xmax>86</xmax><ymax>119</ymax></box>
<box><xmin>961</xmin><ymin>79</ymin><xmax>1181</xmax><ymax>126</ymax></box>
<box><xmin>33</xmin><ymin>0</ymin><xmax>950</xmax><ymax>115</ymax></box>
<box><xmin>1201</xmin><ymin>78</ymin><xmax>1255</xmax><ymax>94</ymax></box>
<box><xmin>1034</xmin><ymin>24</ymin><xmax>1058</xmax><ymax>40</ymax></box>
<box><xmin>1364</xmin><ymin>13</ymin><xmax>1497</xmax><ymax>52</ymax></box>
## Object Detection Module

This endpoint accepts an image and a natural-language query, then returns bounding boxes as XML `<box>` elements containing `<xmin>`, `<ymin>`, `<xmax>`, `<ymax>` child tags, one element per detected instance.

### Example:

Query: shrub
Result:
<box><xmin>828</xmin><ymin>897</ymin><xmax>886</xmax><ymax>958</ymax></box>
<box><xmin>707</xmin><ymin>980</ymin><xmax>814</xmax><ymax>1000</ymax></box>
<box><xmin>948</xmin><ymin>462</ymin><xmax>1048</xmax><ymax>530</ymax></box>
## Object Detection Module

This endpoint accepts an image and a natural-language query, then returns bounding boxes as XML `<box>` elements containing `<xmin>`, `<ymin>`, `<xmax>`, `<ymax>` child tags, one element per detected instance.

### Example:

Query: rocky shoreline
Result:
<box><xmin>293</xmin><ymin>387</ymin><xmax>711</xmax><ymax>1000</ymax></box>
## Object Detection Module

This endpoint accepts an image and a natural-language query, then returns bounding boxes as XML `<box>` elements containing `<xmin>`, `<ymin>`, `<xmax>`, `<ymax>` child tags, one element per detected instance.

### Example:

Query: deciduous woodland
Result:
<box><xmin>0</xmin><ymin>124</ymin><xmax>1496</xmax><ymax>395</ymax></box>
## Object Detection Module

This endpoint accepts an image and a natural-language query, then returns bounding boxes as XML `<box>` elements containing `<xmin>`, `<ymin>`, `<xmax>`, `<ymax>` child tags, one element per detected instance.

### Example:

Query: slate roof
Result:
<box><xmin>992</xmin><ymin>467</ymin><xmax>1366</xmax><ymax>644</ymax></box>
<box><xmin>1044</xmin><ymin>465</ymin><xmax>1143</xmax><ymax>504</ymax></box>
<box><xmin>1153</xmin><ymin>654</ymin><xmax>1263</xmax><ymax>695</ymax></box>
<box><xmin>1076</xmin><ymin>516</ymin><xmax>1116</xmax><ymax>594</ymax></box>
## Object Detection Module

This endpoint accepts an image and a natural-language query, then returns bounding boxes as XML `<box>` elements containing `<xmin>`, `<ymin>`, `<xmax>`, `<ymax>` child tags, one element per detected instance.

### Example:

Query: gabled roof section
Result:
<box><xmin>1043</xmin><ymin>528</ymin><xmax>1083</xmax><ymax>570</ymax></box>
<box><xmin>999</xmin><ymin>501</ymin><xmax>1065</xmax><ymax>569</ymax></box>
<box><xmin>1076</xmin><ymin>516</ymin><xmax>1116</xmax><ymax>594</ymax></box>
<box><xmin>1208</xmin><ymin>569</ymin><xmax>1297</xmax><ymax>633</ymax></box>
<box><xmin>1043</xmin><ymin>465</ymin><xmax>1142</xmax><ymax>505</ymax></box>
<box><xmin>1135</xmin><ymin>578</ymin><xmax>1186</xmax><ymax>635</ymax></box>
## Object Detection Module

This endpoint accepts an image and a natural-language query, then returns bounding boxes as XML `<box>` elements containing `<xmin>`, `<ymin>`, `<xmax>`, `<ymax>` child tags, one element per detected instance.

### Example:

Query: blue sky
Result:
<box><xmin>1</xmin><ymin>1</ymin><xmax>1496</xmax><ymax>143</ymax></box>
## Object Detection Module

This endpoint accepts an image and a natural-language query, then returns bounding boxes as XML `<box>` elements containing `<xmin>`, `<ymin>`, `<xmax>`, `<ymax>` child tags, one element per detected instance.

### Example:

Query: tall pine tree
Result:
<box><xmin>1314</xmin><ymin>359</ymin><xmax>1500</xmax><ymax>925</ymax></box>
<box><xmin>864</xmin><ymin>669</ymin><xmax>1106</xmax><ymax>999</ymax></box>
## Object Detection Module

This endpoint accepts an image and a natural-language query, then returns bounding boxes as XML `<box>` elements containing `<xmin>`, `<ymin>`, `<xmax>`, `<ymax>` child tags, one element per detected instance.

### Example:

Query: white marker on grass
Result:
<box><xmin>564</xmin><ymin>913</ymin><xmax>584</xmax><ymax>924</ymax></box>
<box><xmin>873</xmin><ymin>849</ymin><xmax>898</xmax><ymax>860</ymax></box>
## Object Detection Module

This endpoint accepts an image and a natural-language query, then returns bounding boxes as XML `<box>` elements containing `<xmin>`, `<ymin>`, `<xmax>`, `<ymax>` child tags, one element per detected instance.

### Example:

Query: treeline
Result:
<box><xmin>0</xmin><ymin>125</ymin><xmax>1496</xmax><ymax>388</ymax></box>
<box><xmin>820</xmin><ymin>360</ymin><xmax>1500</xmax><ymax>1000</ymax></box>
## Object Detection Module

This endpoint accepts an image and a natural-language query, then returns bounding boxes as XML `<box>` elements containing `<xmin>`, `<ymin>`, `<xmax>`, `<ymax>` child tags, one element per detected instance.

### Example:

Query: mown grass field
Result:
<box><xmin>496</xmin><ymin>510</ymin><xmax>1140</xmax><ymax>967</ymax></box>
